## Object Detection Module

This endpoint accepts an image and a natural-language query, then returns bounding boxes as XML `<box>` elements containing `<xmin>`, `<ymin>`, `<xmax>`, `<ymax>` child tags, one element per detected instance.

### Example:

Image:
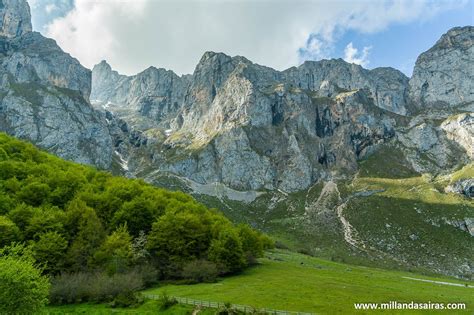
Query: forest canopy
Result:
<box><xmin>0</xmin><ymin>133</ymin><xmax>272</xmax><ymax>305</ymax></box>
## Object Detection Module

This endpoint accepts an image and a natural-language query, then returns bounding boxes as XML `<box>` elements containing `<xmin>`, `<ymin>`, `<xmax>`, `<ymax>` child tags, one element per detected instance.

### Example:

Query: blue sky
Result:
<box><xmin>330</xmin><ymin>4</ymin><xmax>474</xmax><ymax>75</ymax></box>
<box><xmin>29</xmin><ymin>0</ymin><xmax>473</xmax><ymax>76</ymax></box>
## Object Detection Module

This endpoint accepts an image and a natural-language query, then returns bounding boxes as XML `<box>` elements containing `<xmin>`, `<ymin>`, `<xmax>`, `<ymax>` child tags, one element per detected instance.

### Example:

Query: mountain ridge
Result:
<box><xmin>0</xmin><ymin>0</ymin><xmax>472</xmax><ymax>277</ymax></box>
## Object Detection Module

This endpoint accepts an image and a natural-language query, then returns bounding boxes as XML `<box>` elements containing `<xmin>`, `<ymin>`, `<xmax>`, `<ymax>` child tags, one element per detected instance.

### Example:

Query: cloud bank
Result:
<box><xmin>344</xmin><ymin>42</ymin><xmax>372</xmax><ymax>67</ymax></box>
<box><xmin>42</xmin><ymin>0</ymin><xmax>464</xmax><ymax>75</ymax></box>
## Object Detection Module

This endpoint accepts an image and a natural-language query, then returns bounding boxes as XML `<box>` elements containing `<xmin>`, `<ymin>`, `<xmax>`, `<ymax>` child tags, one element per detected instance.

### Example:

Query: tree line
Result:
<box><xmin>0</xmin><ymin>133</ymin><xmax>273</xmax><ymax>312</ymax></box>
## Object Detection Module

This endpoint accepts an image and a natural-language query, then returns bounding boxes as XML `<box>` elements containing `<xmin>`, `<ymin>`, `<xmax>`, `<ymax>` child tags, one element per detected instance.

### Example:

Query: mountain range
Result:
<box><xmin>0</xmin><ymin>0</ymin><xmax>472</xmax><ymax>278</ymax></box>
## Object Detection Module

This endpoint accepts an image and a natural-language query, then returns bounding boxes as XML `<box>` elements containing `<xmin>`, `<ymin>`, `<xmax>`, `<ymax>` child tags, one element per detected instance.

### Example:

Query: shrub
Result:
<box><xmin>49</xmin><ymin>270</ymin><xmax>144</xmax><ymax>304</ymax></box>
<box><xmin>0</xmin><ymin>244</ymin><xmax>50</xmax><ymax>314</ymax></box>
<box><xmin>274</xmin><ymin>240</ymin><xmax>289</xmax><ymax>250</ymax></box>
<box><xmin>133</xmin><ymin>264</ymin><xmax>159</xmax><ymax>287</ymax></box>
<box><xmin>157</xmin><ymin>292</ymin><xmax>177</xmax><ymax>310</ymax></box>
<box><xmin>216</xmin><ymin>302</ymin><xmax>239</xmax><ymax>315</ymax></box>
<box><xmin>110</xmin><ymin>291</ymin><xmax>143</xmax><ymax>308</ymax></box>
<box><xmin>181</xmin><ymin>259</ymin><xmax>218</xmax><ymax>283</ymax></box>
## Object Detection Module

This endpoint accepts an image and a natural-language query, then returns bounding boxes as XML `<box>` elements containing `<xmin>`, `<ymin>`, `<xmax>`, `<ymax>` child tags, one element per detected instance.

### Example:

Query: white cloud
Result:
<box><xmin>45</xmin><ymin>4</ymin><xmax>58</xmax><ymax>14</ymax></box>
<box><xmin>43</xmin><ymin>0</ymin><xmax>466</xmax><ymax>75</ymax></box>
<box><xmin>343</xmin><ymin>42</ymin><xmax>372</xmax><ymax>67</ymax></box>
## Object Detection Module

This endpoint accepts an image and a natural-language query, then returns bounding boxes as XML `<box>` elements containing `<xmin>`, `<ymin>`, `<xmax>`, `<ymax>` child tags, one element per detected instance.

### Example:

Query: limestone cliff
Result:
<box><xmin>409</xmin><ymin>26</ymin><xmax>474</xmax><ymax>109</ymax></box>
<box><xmin>0</xmin><ymin>0</ymin><xmax>113</xmax><ymax>168</ymax></box>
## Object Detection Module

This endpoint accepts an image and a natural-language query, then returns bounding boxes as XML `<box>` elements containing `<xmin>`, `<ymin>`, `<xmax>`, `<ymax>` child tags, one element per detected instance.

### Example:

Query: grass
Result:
<box><xmin>449</xmin><ymin>163</ymin><xmax>474</xmax><ymax>183</ymax></box>
<box><xmin>358</xmin><ymin>145</ymin><xmax>419</xmax><ymax>179</ymax></box>
<box><xmin>42</xmin><ymin>249</ymin><xmax>474</xmax><ymax>314</ymax></box>
<box><xmin>44</xmin><ymin>299</ymin><xmax>211</xmax><ymax>314</ymax></box>
<box><xmin>143</xmin><ymin>249</ymin><xmax>473</xmax><ymax>314</ymax></box>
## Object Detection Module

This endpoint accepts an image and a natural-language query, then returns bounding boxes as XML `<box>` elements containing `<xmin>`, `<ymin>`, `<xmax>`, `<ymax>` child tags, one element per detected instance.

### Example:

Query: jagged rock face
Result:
<box><xmin>2</xmin><ymin>32</ymin><xmax>92</xmax><ymax>98</ymax></box>
<box><xmin>140</xmin><ymin>83</ymin><xmax>395</xmax><ymax>192</ymax></box>
<box><xmin>441</xmin><ymin>113</ymin><xmax>474</xmax><ymax>158</ymax></box>
<box><xmin>409</xmin><ymin>26</ymin><xmax>474</xmax><ymax>108</ymax></box>
<box><xmin>284</xmin><ymin>60</ymin><xmax>409</xmax><ymax>115</ymax></box>
<box><xmin>91</xmin><ymin>60</ymin><xmax>191</xmax><ymax>130</ymax></box>
<box><xmin>0</xmin><ymin>0</ymin><xmax>113</xmax><ymax>168</ymax></box>
<box><xmin>0</xmin><ymin>0</ymin><xmax>32</xmax><ymax>38</ymax></box>
<box><xmin>93</xmin><ymin>27</ymin><xmax>473</xmax><ymax>193</ymax></box>
<box><xmin>395</xmin><ymin>110</ymin><xmax>472</xmax><ymax>174</ymax></box>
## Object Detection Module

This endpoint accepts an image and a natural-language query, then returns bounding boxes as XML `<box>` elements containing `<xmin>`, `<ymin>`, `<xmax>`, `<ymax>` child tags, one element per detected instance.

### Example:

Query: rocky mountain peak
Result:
<box><xmin>94</xmin><ymin>60</ymin><xmax>113</xmax><ymax>72</ymax></box>
<box><xmin>409</xmin><ymin>26</ymin><xmax>473</xmax><ymax>108</ymax></box>
<box><xmin>429</xmin><ymin>26</ymin><xmax>473</xmax><ymax>53</ymax></box>
<box><xmin>0</xmin><ymin>0</ymin><xmax>32</xmax><ymax>38</ymax></box>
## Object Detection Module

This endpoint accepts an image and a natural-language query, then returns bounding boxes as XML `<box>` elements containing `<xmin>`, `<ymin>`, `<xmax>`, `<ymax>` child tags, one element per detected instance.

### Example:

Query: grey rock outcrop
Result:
<box><xmin>91</xmin><ymin>60</ymin><xmax>191</xmax><ymax>130</ymax></box>
<box><xmin>284</xmin><ymin>60</ymin><xmax>410</xmax><ymax>115</ymax></box>
<box><xmin>0</xmin><ymin>0</ymin><xmax>32</xmax><ymax>38</ymax></box>
<box><xmin>446</xmin><ymin>179</ymin><xmax>474</xmax><ymax>198</ymax></box>
<box><xmin>409</xmin><ymin>26</ymin><xmax>474</xmax><ymax>108</ymax></box>
<box><xmin>441</xmin><ymin>113</ymin><xmax>474</xmax><ymax>158</ymax></box>
<box><xmin>0</xmin><ymin>0</ymin><xmax>113</xmax><ymax>168</ymax></box>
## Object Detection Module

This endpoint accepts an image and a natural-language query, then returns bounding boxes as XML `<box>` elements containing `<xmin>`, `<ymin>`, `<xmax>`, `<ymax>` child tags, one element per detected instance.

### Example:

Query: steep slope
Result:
<box><xmin>409</xmin><ymin>26</ymin><xmax>474</xmax><ymax>109</ymax></box>
<box><xmin>94</xmin><ymin>52</ymin><xmax>409</xmax><ymax>193</ymax></box>
<box><xmin>0</xmin><ymin>0</ymin><xmax>32</xmax><ymax>38</ymax></box>
<box><xmin>0</xmin><ymin>0</ymin><xmax>113</xmax><ymax>168</ymax></box>
<box><xmin>91</xmin><ymin>60</ymin><xmax>191</xmax><ymax>130</ymax></box>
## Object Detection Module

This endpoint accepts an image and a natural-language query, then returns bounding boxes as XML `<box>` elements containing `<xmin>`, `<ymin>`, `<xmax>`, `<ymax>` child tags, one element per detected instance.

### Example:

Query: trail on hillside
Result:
<box><xmin>402</xmin><ymin>277</ymin><xmax>474</xmax><ymax>288</ymax></box>
<box><xmin>304</xmin><ymin>180</ymin><xmax>367</xmax><ymax>251</ymax></box>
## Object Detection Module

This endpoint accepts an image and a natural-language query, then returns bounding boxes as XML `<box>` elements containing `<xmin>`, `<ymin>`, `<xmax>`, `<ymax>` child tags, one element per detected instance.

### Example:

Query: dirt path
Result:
<box><xmin>402</xmin><ymin>277</ymin><xmax>474</xmax><ymax>288</ymax></box>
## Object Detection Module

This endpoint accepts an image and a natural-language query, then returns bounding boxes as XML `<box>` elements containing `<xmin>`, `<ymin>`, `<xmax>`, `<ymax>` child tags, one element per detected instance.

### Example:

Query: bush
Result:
<box><xmin>133</xmin><ymin>264</ymin><xmax>159</xmax><ymax>287</ymax></box>
<box><xmin>0</xmin><ymin>244</ymin><xmax>50</xmax><ymax>314</ymax></box>
<box><xmin>49</xmin><ymin>270</ymin><xmax>144</xmax><ymax>304</ymax></box>
<box><xmin>216</xmin><ymin>302</ymin><xmax>239</xmax><ymax>315</ymax></box>
<box><xmin>297</xmin><ymin>248</ymin><xmax>313</xmax><ymax>256</ymax></box>
<box><xmin>110</xmin><ymin>291</ymin><xmax>143</xmax><ymax>308</ymax></box>
<box><xmin>274</xmin><ymin>240</ymin><xmax>289</xmax><ymax>250</ymax></box>
<box><xmin>181</xmin><ymin>259</ymin><xmax>218</xmax><ymax>283</ymax></box>
<box><xmin>157</xmin><ymin>292</ymin><xmax>177</xmax><ymax>310</ymax></box>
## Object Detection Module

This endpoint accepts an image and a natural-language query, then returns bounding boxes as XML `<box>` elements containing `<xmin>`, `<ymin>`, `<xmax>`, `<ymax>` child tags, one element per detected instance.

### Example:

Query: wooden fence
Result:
<box><xmin>144</xmin><ymin>294</ymin><xmax>315</xmax><ymax>315</ymax></box>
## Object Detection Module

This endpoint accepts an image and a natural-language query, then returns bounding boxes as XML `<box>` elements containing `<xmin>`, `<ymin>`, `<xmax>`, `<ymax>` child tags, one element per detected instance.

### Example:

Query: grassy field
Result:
<box><xmin>44</xmin><ymin>300</ymin><xmax>215</xmax><ymax>315</ymax></box>
<box><xmin>144</xmin><ymin>250</ymin><xmax>473</xmax><ymax>314</ymax></box>
<box><xmin>44</xmin><ymin>249</ymin><xmax>473</xmax><ymax>314</ymax></box>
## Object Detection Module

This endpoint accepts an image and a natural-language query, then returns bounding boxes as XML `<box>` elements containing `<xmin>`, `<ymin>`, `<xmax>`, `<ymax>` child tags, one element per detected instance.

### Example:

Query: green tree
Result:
<box><xmin>94</xmin><ymin>225</ymin><xmax>133</xmax><ymax>274</ymax></box>
<box><xmin>208</xmin><ymin>229</ymin><xmax>246</xmax><ymax>274</ymax></box>
<box><xmin>32</xmin><ymin>231</ymin><xmax>68</xmax><ymax>274</ymax></box>
<box><xmin>0</xmin><ymin>215</ymin><xmax>20</xmax><ymax>247</ymax></box>
<box><xmin>25</xmin><ymin>206</ymin><xmax>66</xmax><ymax>240</ymax></box>
<box><xmin>0</xmin><ymin>147</ymin><xmax>8</xmax><ymax>161</ymax></box>
<box><xmin>17</xmin><ymin>182</ymin><xmax>50</xmax><ymax>206</ymax></box>
<box><xmin>0</xmin><ymin>193</ymin><xmax>14</xmax><ymax>215</ymax></box>
<box><xmin>0</xmin><ymin>244</ymin><xmax>50</xmax><ymax>314</ymax></box>
<box><xmin>8</xmin><ymin>203</ymin><xmax>35</xmax><ymax>233</ymax></box>
<box><xmin>112</xmin><ymin>196</ymin><xmax>158</xmax><ymax>237</ymax></box>
<box><xmin>147</xmin><ymin>211</ymin><xmax>211</xmax><ymax>264</ymax></box>
<box><xmin>238</xmin><ymin>224</ymin><xmax>264</xmax><ymax>264</ymax></box>
<box><xmin>67</xmin><ymin>207</ymin><xmax>105</xmax><ymax>270</ymax></box>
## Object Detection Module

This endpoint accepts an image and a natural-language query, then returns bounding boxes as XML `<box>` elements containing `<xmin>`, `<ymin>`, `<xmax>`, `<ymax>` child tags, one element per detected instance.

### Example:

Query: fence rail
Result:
<box><xmin>144</xmin><ymin>294</ymin><xmax>315</xmax><ymax>315</ymax></box>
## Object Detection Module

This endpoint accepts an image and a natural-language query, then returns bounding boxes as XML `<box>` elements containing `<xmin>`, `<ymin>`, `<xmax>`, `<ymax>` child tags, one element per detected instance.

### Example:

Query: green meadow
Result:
<box><xmin>47</xmin><ymin>249</ymin><xmax>473</xmax><ymax>314</ymax></box>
